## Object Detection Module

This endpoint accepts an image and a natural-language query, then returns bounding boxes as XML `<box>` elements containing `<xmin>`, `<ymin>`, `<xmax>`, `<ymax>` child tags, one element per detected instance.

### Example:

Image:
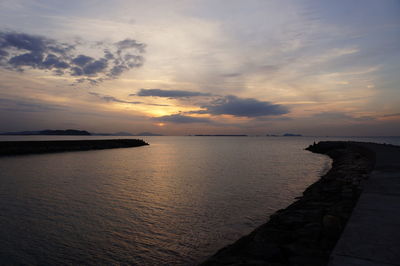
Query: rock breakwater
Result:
<box><xmin>201</xmin><ymin>141</ymin><xmax>376</xmax><ymax>266</ymax></box>
<box><xmin>0</xmin><ymin>139</ymin><xmax>149</xmax><ymax>156</ymax></box>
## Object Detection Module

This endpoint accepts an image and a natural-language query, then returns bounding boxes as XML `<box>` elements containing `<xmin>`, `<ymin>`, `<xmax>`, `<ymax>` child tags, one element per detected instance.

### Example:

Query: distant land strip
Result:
<box><xmin>200</xmin><ymin>141</ymin><xmax>382</xmax><ymax>265</ymax></box>
<box><xmin>193</xmin><ymin>134</ymin><xmax>248</xmax><ymax>137</ymax></box>
<box><xmin>0</xmin><ymin>139</ymin><xmax>149</xmax><ymax>156</ymax></box>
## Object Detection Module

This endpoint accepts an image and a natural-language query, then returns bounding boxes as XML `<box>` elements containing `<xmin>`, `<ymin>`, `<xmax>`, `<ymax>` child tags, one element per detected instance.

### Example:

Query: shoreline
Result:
<box><xmin>201</xmin><ymin>141</ymin><xmax>378</xmax><ymax>266</ymax></box>
<box><xmin>0</xmin><ymin>139</ymin><xmax>149</xmax><ymax>156</ymax></box>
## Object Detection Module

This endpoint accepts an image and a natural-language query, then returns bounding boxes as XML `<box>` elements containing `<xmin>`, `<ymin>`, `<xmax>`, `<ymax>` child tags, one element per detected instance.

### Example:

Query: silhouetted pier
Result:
<box><xmin>0</xmin><ymin>139</ymin><xmax>149</xmax><ymax>156</ymax></box>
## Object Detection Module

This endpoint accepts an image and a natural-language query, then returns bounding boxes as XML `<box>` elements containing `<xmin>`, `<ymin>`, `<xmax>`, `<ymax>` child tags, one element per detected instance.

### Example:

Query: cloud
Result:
<box><xmin>256</xmin><ymin>116</ymin><xmax>293</xmax><ymax>121</ymax></box>
<box><xmin>312</xmin><ymin>112</ymin><xmax>353</xmax><ymax>120</ymax></box>
<box><xmin>71</xmin><ymin>55</ymin><xmax>93</xmax><ymax>67</ymax></box>
<box><xmin>89</xmin><ymin>92</ymin><xmax>169</xmax><ymax>106</ymax></box>
<box><xmin>312</xmin><ymin>112</ymin><xmax>375</xmax><ymax>121</ymax></box>
<box><xmin>382</xmin><ymin>113</ymin><xmax>400</xmax><ymax>118</ymax></box>
<box><xmin>191</xmin><ymin>95</ymin><xmax>288</xmax><ymax>117</ymax></box>
<box><xmin>134</xmin><ymin>88</ymin><xmax>212</xmax><ymax>98</ymax></box>
<box><xmin>153</xmin><ymin>114</ymin><xmax>211</xmax><ymax>123</ymax></box>
<box><xmin>0</xmin><ymin>31</ymin><xmax>145</xmax><ymax>83</ymax></box>
<box><xmin>221</xmin><ymin>73</ymin><xmax>241</xmax><ymax>78</ymax></box>
<box><xmin>42</xmin><ymin>54</ymin><xmax>69</xmax><ymax>69</ymax></box>
<box><xmin>0</xmin><ymin>32</ymin><xmax>73</xmax><ymax>72</ymax></box>
<box><xmin>0</xmin><ymin>98</ymin><xmax>66</xmax><ymax>112</ymax></box>
<box><xmin>77</xmin><ymin>58</ymin><xmax>108</xmax><ymax>75</ymax></box>
<box><xmin>89</xmin><ymin>92</ymin><xmax>143</xmax><ymax>104</ymax></box>
<box><xmin>115</xmin><ymin>39</ymin><xmax>146</xmax><ymax>53</ymax></box>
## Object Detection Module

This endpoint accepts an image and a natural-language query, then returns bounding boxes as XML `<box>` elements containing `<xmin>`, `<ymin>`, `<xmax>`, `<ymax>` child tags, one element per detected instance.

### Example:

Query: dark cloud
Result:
<box><xmin>135</xmin><ymin>88</ymin><xmax>212</xmax><ymax>98</ymax></box>
<box><xmin>89</xmin><ymin>92</ymin><xmax>169</xmax><ymax>106</ymax></box>
<box><xmin>42</xmin><ymin>54</ymin><xmax>69</xmax><ymax>69</ymax></box>
<box><xmin>89</xmin><ymin>92</ymin><xmax>143</xmax><ymax>104</ymax></box>
<box><xmin>71</xmin><ymin>54</ymin><xmax>94</xmax><ymax>67</ymax></box>
<box><xmin>153</xmin><ymin>114</ymin><xmax>210</xmax><ymax>123</ymax></box>
<box><xmin>0</xmin><ymin>32</ymin><xmax>74</xmax><ymax>72</ymax></box>
<box><xmin>8</xmin><ymin>52</ymin><xmax>44</xmax><ymax>69</ymax></box>
<box><xmin>136</xmin><ymin>91</ymin><xmax>288</xmax><ymax>118</ymax></box>
<box><xmin>110</xmin><ymin>65</ymin><xmax>127</xmax><ymax>77</ymax></box>
<box><xmin>115</xmin><ymin>39</ymin><xmax>146</xmax><ymax>53</ymax></box>
<box><xmin>0</xmin><ymin>49</ymin><xmax>8</xmax><ymax>58</ymax></box>
<box><xmin>0</xmin><ymin>31</ymin><xmax>146</xmax><ymax>83</ymax></box>
<box><xmin>103</xmin><ymin>49</ymin><xmax>114</xmax><ymax>60</ymax></box>
<box><xmin>71</xmin><ymin>67</ymin><xmax>84</xmax><ymax>76</ymax></box>
<box><xmin>1</xmin><ymin>32</ymin><xmax>52</xmax><ymax>52</ymax></box>
<box><xmin>192</xmin><ymin>95</ymin><xmax>288</xmax><ymax>117</ymax></box>
<box><xmin>82</xmin><ymin>58</ymin><xmax>108</xmax><ymax>75</ymax></box>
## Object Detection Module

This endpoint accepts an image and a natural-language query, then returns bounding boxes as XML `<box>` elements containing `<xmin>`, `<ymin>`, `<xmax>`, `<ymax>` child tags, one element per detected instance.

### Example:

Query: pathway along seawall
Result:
<box><xmin>0</xmin><ymin>139</ymin><xmax>149</xmax><ymax>156</ymax></box>
<box><xmin>201</xmin><ymin>141</ymin><xmax>378</xmax><ymax>266</ymax></box>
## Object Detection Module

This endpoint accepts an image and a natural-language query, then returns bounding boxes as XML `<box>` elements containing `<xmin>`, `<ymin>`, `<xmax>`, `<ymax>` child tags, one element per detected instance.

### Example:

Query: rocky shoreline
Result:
<box><xmin>201</xmin><ymin>141</ymin><xmax>376</xmax><ymax>266</ymax></box>
<box><xmin>0</xmin><ymin>139</ymin><xmax>149</xmax><ymax>156</ymax></box>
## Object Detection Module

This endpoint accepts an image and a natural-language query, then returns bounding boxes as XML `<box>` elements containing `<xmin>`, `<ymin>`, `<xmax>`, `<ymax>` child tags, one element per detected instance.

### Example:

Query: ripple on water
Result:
<box><xmin>6</xmin><ymin>136</ymin><xmax>392</xmax><ymax>264</ymax></box>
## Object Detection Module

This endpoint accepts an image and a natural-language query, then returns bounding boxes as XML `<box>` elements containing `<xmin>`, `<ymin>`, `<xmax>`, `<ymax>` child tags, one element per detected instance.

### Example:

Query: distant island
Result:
<box><xmin>0</xmin><ymin>129</ymin><xmax>163</xmax><ymax>136</ymax></box>
<box><xmin>0</xmin><ymin>129</ymin><xmax>305</xmax><ymax>137</ymax></box>
<box><xmin>283</xmin><ymin>133</ymin><xmax>302</xmax><ymax>136</ymax></box>
<box><xmin>193</xmin><ymin>134</ymin><xmax>248</xmax><ymax>137</ymax></box>
<box><xmin>266</xmin><ymin>133</ymin><xmax>303</xmax><ymax>137</ymax></box>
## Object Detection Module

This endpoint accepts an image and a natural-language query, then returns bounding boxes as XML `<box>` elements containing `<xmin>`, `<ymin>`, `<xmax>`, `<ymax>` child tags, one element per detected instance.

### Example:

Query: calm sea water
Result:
<box><xmin>0</xmin><ymin>136</ymin><xmax>399</xmax><ymax>265</ymax></box>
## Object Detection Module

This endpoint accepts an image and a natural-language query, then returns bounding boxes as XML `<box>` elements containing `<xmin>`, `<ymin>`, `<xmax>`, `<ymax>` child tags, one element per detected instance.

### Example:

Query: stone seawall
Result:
<box><xmin>201</xmin><ymin>141</ymin><xmax>376</xmax><ymax>266</ymax></box>
<box><xmin>0</xmin><ymin>139</ymin><xmax>149</xmax><ymax>156</ymax></box>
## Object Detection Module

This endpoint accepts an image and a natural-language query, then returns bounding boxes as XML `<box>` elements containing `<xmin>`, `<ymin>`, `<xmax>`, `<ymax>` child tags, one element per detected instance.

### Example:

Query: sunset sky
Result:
<box><xmin>0</xmin><ymin>0</ymin><xmax>399</xmax><ymax>135</ymax></box>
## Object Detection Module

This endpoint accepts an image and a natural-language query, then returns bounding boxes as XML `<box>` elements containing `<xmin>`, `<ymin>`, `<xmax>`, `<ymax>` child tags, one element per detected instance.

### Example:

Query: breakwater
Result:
<box><xmin>0</xmin><ymin>139</ymin><xmax>149</xmax><ymax>156</ymax></box>
<box><xmin>201</xmin><ymin>141</ymin><xmax>376</xmax><ymax>266</ymax></box>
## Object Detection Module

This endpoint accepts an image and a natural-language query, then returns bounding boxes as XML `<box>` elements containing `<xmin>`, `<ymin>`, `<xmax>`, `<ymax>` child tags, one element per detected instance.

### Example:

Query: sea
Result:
<box><xmin>0</xmin><ymin>136</ymin><xmax>399</xmax><ymax>265</ymax></box>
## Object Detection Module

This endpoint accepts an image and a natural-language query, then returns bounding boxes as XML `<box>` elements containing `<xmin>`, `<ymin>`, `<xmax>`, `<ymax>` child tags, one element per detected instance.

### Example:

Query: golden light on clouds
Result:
<box><xmin>0</xmin><ymin>1</ymin><xmax>399</xmax><ymax>135</ymax></box>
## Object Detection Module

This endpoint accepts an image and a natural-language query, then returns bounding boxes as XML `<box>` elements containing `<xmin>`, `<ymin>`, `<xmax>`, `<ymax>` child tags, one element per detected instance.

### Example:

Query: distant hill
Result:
<box><xmin>0</xmin><ymin>129</ymin><xmax>91</xmax><ymax>135</ymax></box>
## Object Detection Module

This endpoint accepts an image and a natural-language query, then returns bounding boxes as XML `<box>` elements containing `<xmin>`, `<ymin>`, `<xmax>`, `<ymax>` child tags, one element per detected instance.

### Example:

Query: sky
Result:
<box><xmin>0</xmin><ymin>0</ymin><xmax>399</xmax><ymax>136</ymax></box>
